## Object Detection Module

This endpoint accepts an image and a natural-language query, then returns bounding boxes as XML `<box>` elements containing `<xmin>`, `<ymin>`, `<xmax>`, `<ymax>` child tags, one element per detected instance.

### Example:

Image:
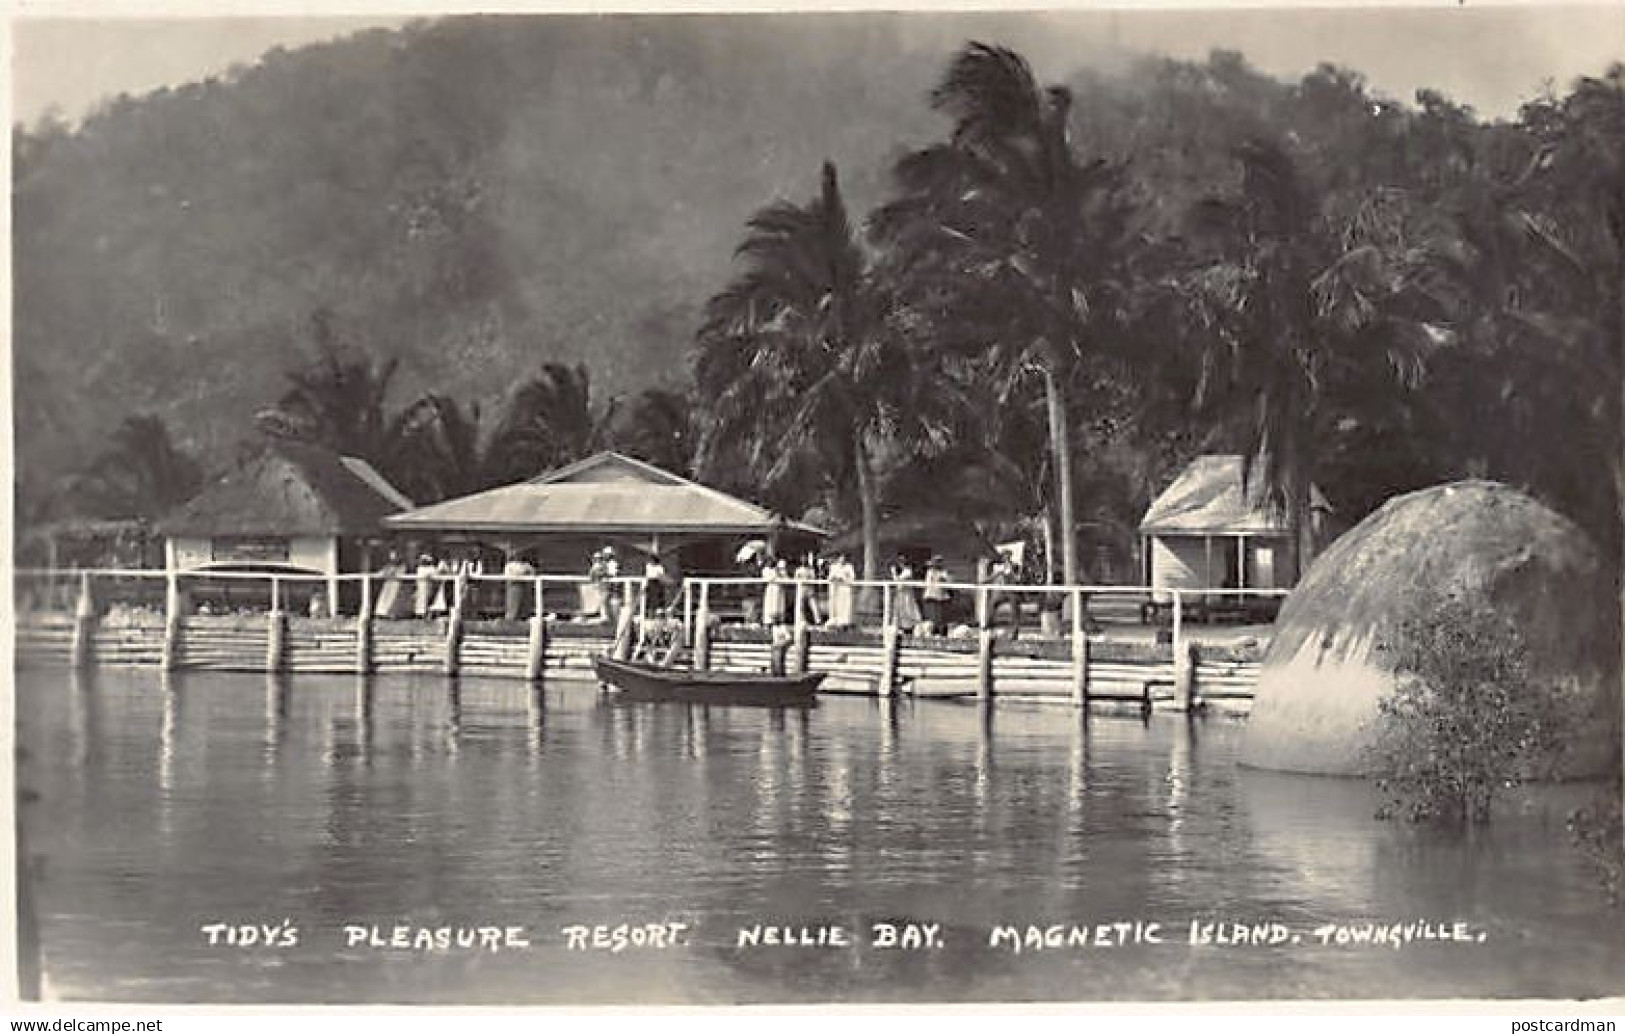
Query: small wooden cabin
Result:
<box><xmin>1139</xmin><ymin>455</ymin><xmax>1330</xmax><ymax>592</ymax></box>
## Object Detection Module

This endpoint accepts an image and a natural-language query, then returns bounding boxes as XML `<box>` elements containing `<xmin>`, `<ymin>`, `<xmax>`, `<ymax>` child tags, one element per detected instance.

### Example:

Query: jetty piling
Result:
<box><xmin>266</xmin><ymin>577</ymin><xmax>288</xmax><ymax>673</ymax></box>
<box><xmin>70</xmin><ymin>573</ymin><xmax>97</xmax><ymax>670</ymax></box>
<box><xmin>1070</xmin><ymin>588</ymin><xmax>1088</xmax><ymax>707</ymax></box>
<box><xmin>977</xmin><ymin>585</ymin><xmax>996</xmax><ymax>702</ymax></box>
<box><xmin>694</xmin><ymin>581</ymin><xmax>712</xmax><ymax>670</ymax></box>
<box><xmin>878</xmin><ymin>583</ymin><xmax>899</xmax><ymax>696</ymax></box>
<box><xmin>162</xmin><ymin>571</ymin><xmax>183</xmax><ymax>671</ymax></box>
<box><xmin>17</xmin><ymin>567</ymin><xmax>1279</xmax><ymax>710</ymax></box>
<box><xmin>792</xmin><ymin>580</ymin><xmax>810</xmax><ymax>674</ymax></box>
<box><xmin>443</xmin><ymin>573</ymin><xmax>466</xmax><ymax>677</ymax></box>
<box><xmin>355</xmin><ymin>574</ymin><xmax>375</xmax><ymax>674</ymax></box>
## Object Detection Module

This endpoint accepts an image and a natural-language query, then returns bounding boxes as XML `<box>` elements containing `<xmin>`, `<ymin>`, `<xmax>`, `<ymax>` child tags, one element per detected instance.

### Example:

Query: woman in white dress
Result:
<box><xmin>761</xmin><ymin>558</ymin><xmax>784</xmax><ymax>627</ymax></box>
<box><xmin>891</xmin><ymin>555</ymin><xmax>922</xmax><ymax>632</ymax></box>
<box><xmin>826</xmin><ymin>554</ymin><xmax>856</xmax><ymax>628</ymax></box>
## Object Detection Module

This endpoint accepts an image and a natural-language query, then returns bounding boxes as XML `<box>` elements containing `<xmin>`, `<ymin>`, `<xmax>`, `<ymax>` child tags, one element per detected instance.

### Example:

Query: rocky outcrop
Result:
<box><xmin>1242</xmin><ymin>481</ymin><xmax>1619</xmax><ymax>776</ymax></box>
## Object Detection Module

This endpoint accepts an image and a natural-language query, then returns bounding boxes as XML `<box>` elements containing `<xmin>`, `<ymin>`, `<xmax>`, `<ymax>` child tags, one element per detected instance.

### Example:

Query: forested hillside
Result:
<box><xmin>15</xmin><ymin>15</ymin><xmax>1623</xmax><ymax>587</ymax></box>
<box><xmin>13</xmin><ymin>15</ymin><xmax>947</xmax><ymax>499</ymax></box>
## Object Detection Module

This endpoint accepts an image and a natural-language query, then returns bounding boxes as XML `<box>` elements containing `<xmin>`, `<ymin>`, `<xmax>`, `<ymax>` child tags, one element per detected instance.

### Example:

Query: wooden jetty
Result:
<box><xmin>15</xmin><ymin>569</ymin><xmax>1275</xmax><ymax>714</ymax></box>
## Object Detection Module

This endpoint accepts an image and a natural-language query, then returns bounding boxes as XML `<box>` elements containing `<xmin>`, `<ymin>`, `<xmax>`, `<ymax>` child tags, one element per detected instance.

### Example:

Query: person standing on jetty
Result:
<box><xmin>761</xmin><ymin>557</ymin><xmax>785</xmax><ymax>628</ymax></box>
<box><xmin>503</xmin><ymin>553</ymin><xmax>534</xmax><ymax>621</ymax></box>
<box><xmin>794</xmin><ymin>554</ymin><xmax>821</xmax><ymax>624</ymax></box>
<box><xmin>825</xmin><ymin>554</ymin><xmax>855</xmax><ymax>629</ymax></box>
<box><xmin>990</xmin><ymin>555</ymin><xmax>1018</xmax><ymax>638</ymax></box>
<box><xmin>892</xmin><ymin>554</ymin><xmax>922</xmax><ymax>633</ymax></box>
<box><xmin>414</xmin><ymin>552</ymin><xmax>436</xmax><ymax>618</ymax></box>
<box><xmin>583</xmin><ymin>549</ymin><xmax>609</xmax><ymax>621</ymax></box>
<box><xmin>644</xmin><ymin>552</ymin><xmax>668</xmax><ymax>614</ymax></box>
<box><xmin>922</xmin><ymin>555</ymin><xmax>950</xmax><ymax>635</ymax></box>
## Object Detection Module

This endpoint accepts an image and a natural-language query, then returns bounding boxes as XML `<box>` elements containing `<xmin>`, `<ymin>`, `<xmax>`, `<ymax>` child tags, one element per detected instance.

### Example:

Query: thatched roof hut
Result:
<box><xmin>160</xmin><ymin>441</ymin><xmax>411</xmax><ymax>539</ymax></box>
<box><xmin>1242</xmin><ymin>480</ymin><xmax>1619</xmax><ymax>776</ymax></box>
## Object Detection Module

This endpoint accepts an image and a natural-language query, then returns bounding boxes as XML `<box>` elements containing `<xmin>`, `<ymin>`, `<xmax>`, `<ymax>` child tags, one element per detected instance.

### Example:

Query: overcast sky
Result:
<box><xmin>11</xmin><ymin>3</ymin><xmax>1625</xmax><ymax>127</ymax></box>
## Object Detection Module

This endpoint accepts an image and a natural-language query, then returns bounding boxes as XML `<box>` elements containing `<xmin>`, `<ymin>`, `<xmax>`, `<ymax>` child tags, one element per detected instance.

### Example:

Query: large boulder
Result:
<box><xmin>1242</xmin><ymin>480</ymin><xmax>1619</xmax><ymax>776</ymax></box>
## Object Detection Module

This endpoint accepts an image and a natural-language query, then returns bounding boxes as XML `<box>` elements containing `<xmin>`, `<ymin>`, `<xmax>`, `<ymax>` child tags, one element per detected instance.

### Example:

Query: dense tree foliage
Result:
<box><xmin>872</xmin><ymin>44</ymin><xmax>1144</xmax><ymax>584</ymax></box>
<box><xmin>14</xmin><ymin>19</ymin><xmax>1623</xmax><ymax>590</ymax></box>
<box><xmin>696</xmin><ymin>162</ymin><xmax>960</xmax><ymax>589</ymax></box>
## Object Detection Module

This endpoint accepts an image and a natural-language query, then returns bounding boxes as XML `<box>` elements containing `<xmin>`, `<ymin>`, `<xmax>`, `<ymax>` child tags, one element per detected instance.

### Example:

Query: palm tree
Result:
<box><xmin>398</xmin><ymin>394</ymin><xmax>497</xmax><ymax>502</ymax></box>
<box><xmin>68</xmin><ymin>413</ymin><xmax>203</xmax><ymax>519</ymax></box>
<box><xmin>255</xmin><ymin>310</ymin><xmax>422</xmax><ymax>481</ymax></box>
<box><xmin>610</xmin><ymin>387</ymin><xmax>696</xmax><ymax>476</ymax></box>
<box><xmin>697</xmin><ymin>161</ymin><xmax>950</xmax><ymax>591</ymax></box>
<box><xmin>872</xmin><ymin>43</ymin><xmax>1141</xmax><ymax>586</ymax></box>
<box><xmin>485</xmin><ymin>361</ymin><xmax>618</xmax><ymax>482</ymax></box>
<box><xmin>1183</xmin><ymin>134</ymin><xmax>1442</xmax><ymax>578</ymax></box>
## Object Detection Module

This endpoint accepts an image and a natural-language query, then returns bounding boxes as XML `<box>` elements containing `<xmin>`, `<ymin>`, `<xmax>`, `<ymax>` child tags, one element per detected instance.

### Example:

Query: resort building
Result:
<box><xmin>159</xmin><ymin>441</ymin><xmax>413</xmax><ymax>611</ymax></box>
<box><xmin>384</xmin><ymin>450</ymin><xmax>825</xmax><ymax>576</ymax></box>
<box><xmin>1139</xmin><ymin>454</ymin><xmax>1331</xmax><ymax>592</ymax></box>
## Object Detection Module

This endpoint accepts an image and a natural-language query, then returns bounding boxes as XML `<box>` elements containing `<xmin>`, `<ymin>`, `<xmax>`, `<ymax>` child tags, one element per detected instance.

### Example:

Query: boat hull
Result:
<box><xmin>593</xmin><ymin>656</ymin><xmax>824</xmax><ymax>704</ymax></box>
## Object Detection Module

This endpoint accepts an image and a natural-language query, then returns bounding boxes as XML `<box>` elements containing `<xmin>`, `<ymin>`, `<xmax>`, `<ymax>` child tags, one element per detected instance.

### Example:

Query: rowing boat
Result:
<box><xmin>593</xmin><ymin>655</ymin><xmax>824</xmax><ymax>704</ymax></box>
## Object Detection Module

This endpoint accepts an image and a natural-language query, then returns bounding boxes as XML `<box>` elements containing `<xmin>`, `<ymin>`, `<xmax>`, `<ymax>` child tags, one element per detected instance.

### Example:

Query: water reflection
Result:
<box><xmin>1066</xmin><ymin>713</ymin><xmax>1088</xmax><ymax>829</ymax></box>
<box><xmin>354</xmin><ymin>675</ymin><xmax>375</xmax><ymax>758</ymax></box>
<box><xmin>1164</xmin><ymin>715</ymin><xmax>1191</xmax><ymax>839</ymax></box>
<box><xmin>68</xmin><ymin>665</ymin><xmax>98</xmax><ymax>775</ymax></box>
<box><xmin>974</xmin><ymin>702</ymin><xmax>994</xmax><ymax>811</ymax></box>
<box><xmin>14</xmin><ymin>668</ymin><xmax>1625</xmax><ymax>1005</ymax></box>
<box><xmin>157</xmin><ymin>669</ymin><xmax>180</xmax><ymax>814</ymax></box>
<box><xmin>446</xmin><ymin>678</ymin><xmax>462</xmax><ymax>755</ymax></box>
<box><xmin>527</xmin><ymin>684</ymin><xmax>547</xmax><ymax>759</ymax></box>
<box><xmin>265</xmin><ymin>672</ymin><xmax>291</xmax><ymax>759</ymax></box>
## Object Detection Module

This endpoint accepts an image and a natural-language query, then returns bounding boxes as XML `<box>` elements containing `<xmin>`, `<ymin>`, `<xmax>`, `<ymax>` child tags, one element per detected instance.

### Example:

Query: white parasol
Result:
<box><xmin>734</xmin><ymin>539</ymin><xmax>769</xmax><ymax>564</ymax></box>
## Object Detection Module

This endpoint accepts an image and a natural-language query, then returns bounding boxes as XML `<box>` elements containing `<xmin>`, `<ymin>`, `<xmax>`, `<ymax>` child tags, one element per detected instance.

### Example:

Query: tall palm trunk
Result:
<box><xmin>1287</xmin><ymin>461</ymin><xmax>1315</xmax><ymax>584</ymax></box>
<box><xmin>854</xmin><ymin>430</ymin><xmax>881</xmax><ymax>614</ymax></box>
<box><xmin>1040</xmin><ymin>363</ymin><xmax>1079</xmax><ymax>585</ymax></box>
<box><xmin>1038</xmin><ymin>504</ymin><xmax>1055</xmax><ymax>585</ymax></box>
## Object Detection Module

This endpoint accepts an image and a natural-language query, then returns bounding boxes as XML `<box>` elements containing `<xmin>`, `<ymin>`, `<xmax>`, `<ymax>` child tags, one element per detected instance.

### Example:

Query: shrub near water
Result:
<box><xmin>1368</xmin><ymin>592</ymin><xmax>1575</xmax><ymax>824</ymax></box>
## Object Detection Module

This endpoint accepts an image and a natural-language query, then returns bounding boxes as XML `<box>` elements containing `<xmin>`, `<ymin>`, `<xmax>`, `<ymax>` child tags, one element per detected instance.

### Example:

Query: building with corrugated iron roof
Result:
<box><xmin>385</xmin><ymin>451</ymin><xmax>824</xmax><ymax>576</ymax></box>
<box><xmin>1139</xmin><ymin>454</ymin><xmax>1331</xmax><ymax>591</ymax></box>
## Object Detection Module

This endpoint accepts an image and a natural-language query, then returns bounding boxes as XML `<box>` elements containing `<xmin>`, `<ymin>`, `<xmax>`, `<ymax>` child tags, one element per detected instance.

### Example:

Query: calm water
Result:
<box><xmin>14</xmin><ymin>666</ymin><xmax>1624</xmax><ymax>1005</ymax></box>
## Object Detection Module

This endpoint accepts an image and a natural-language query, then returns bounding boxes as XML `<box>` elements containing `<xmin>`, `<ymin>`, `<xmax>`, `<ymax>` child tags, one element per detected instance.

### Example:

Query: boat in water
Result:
<box><xmin>593</xmin><ymin>655</ymin><xmax>824</xmax><ymax>705</ymax></box>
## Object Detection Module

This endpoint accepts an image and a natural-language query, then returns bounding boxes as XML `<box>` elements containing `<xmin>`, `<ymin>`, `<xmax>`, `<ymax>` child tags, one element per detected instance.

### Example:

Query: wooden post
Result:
<box><xmin>612</xmin><ymin>590</ymin><xmax>636</xmax><ymax>661</ymax></box>
<box><xmin>1170</xmin><ymin>589</ymin><xmax>1192</xmax><ymax>712</ymax></box>
<box><xmin>355</xmin><ymin>574</ymin><xmax>374</xmax><ymax>675</ymax></box>
<box><xmin>694</xmin><ymin>580</ymin><xmax>712</xmax><ymax>671</ymax></box>
<box><xmin>534</xmin><ymin>576</ymin><xmax>545</xmax><ymax>623</ymax></box>
<box><xmin>770</xmin><ymin>625</ymin><xmax>792</xmax><ymax>676</ymax></box>
<box><xmin>444</xmin><ymin>572</ymin><xmax>466</xmax><ymax>677</ymax></box>
<box><xmin>623</xmin><ymin>579</ymin><xmax>638</xmax><ymax>642</ymax></box>
<box><xmin>1174</xmin><ymin>640</ymin><xmax>1199</xmax><ymax>713</ymax></box>
<box><xmin>1171</xmin><ymin>589</ymin><xmax>1183</xmax><ymax>664</ymax></box>
<box><xmin>681</xmin><ymin>580</ymin><xmax>693</xmax><ymax>647</ymax></box>
<box><xmin>162</xmin><ymin>570</ymin><xmax>183</xmax><ymax>671</ymax></box>
<box><xmin>977</xmin><ymin>626</ymin><xmax>996</xmax><ymax>703</ymax></box>
<box><xmin>792</xmin><ymin>579</ymin><xmax>810</xmax><ymax>674</ymax></box>
<box><xmin>1070</xmin><ymin>588</ymin><xmax>1088</xmax><ymax>707</ymax></box>
<box><xmin>266</xmin><ymin>577</ymin><xmax>287</xmax><ymax>674</ymax></box>
<box><xmin>525</xmin><ymin>613</ymin><xmax>548</xmax><ymax>682</ymax></box>
<box><xmin>879</xmin><ymin>624</ymin><xmax>899</xmax><ymax>697</ymax></box>
<box><xmin>70</xmin><ymin>572</ymin><xmax>97</xmax><ymax>670</ymax></box>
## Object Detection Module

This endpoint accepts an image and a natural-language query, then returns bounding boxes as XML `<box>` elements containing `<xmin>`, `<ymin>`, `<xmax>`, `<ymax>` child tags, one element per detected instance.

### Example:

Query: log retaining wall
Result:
<box><xmin>14</xmin><ymin>610</ymin><xmax>1263</xmax><ymax>712</ymax></box>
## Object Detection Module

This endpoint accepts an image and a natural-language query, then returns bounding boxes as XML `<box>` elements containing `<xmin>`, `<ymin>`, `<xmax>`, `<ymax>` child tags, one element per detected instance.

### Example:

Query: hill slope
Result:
<box><xmin>13</xmin><ymin>14</ymin><xmax>969</xmax><ymax>493</ymax></box>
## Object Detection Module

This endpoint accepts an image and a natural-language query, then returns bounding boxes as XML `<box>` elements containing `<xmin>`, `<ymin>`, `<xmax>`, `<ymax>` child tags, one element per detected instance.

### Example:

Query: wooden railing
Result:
<box><xmin>15</xmin><ymin>567</ymin><xmax>1287</xmax><ymax>709</ymax></box>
